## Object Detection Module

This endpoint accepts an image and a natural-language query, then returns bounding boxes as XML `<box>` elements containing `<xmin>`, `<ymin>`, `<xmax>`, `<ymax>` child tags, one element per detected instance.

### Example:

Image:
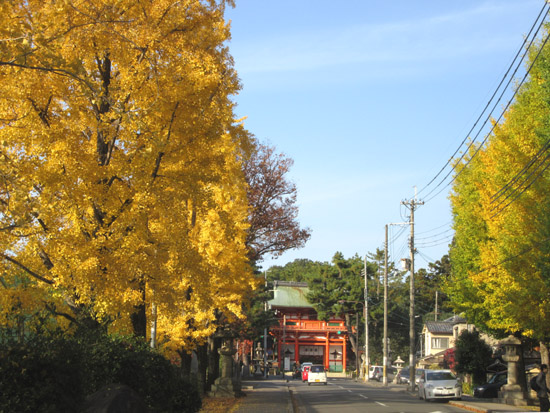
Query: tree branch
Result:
<box><xmin>0</xmin><ymin>61</ymin><xmax>95</xmax><ymax>93</ymax></box>
<box><xmin>1</xmin><ymin>254</ymin><xmax>53</xmax><ymax>285</ymax></box>
<box><xmin>152</xmin><ymin>102</ymin><xmax>179</xmax><ymax>180</ymax></box>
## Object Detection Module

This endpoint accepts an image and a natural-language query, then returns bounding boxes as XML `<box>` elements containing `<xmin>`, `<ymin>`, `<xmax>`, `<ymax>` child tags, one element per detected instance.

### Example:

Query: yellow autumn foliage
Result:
<box><xmin>0</xmin><ymin>0</ymin><xmax>257</xmax><ymax>350</ymax></box>
<box><xmin>449</xmin><ymin>32</ymin><xmax>550</xmax><ymax>340</ymax></box>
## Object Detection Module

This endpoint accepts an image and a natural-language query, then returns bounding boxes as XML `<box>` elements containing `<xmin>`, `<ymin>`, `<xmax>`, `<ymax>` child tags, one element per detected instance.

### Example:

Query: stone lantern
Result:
<box><xmin>209</xmin><ymin>335</ymin><xmax>243</xmax><ymax>397</ymax></box>
<box><xmin>500</xmin><ymin>335</ymin><xmax>527</xmax><ymax>405</ymax></box>
<box><xmin>394</xmin><ymin>356</ymin><xmax>405</xmax><ymax>384</ymax></box>
<box><xmin>394</xmin><ymin>356</ymin><xmax>405</xmax><ymax>369</ymax></box>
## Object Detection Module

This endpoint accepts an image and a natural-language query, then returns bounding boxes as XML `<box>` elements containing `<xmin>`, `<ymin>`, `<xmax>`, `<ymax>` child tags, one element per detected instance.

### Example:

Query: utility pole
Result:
<box><xmin>283</xmin><ymin>313</ymin><xmax>286</xmax><ymax>380</ymax></box>
<box><xmin>401</xmin><ymin>189</ymin><xmax>423</xmax><ymax>392</ymax></box>
<box><xmin>384</xmin><ymin>222</ymin><xmax>407</xmax><ymax>385</ymax></box>
<box><xmin>264</xmin><ymin>271</ymin><xmax>268</xmax><ymax>379</ymax></box>
<box><xmin>435</xmin><ymin>291</ymin><xmax>439</xmax><ymax>321</ymax></box>
<box><xmin>383</xmin><ymin>224</ymin><xmax>388</xmax><ymax>385</ymax></box>
<box><xmin>355</xmin><ymin>312</ymin><xmax>359</xmax><ymax>381</ymax></box>
<box><xmin>364</xmin><ymin>255</ymin><xmax>369</xmax><ymax>382</ymax></box>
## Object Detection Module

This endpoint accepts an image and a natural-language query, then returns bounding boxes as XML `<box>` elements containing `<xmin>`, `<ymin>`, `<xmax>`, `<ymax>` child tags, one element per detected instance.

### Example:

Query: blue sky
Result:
<box><xmin>225</xmin><ymin>0</ymin><xmax>545</xmax><ymax>271</ymax></box>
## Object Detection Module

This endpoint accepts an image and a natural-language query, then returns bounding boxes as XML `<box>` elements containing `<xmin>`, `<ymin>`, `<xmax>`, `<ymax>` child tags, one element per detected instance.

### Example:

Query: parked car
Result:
<box><xmin>414</xmin><ymin>368</ymin><xmax>424</xmax><ymax>385</ymax></box>
<box><xmin>301</xmin><ymin>363</ymin><xmax>312</xmax><ymax>382</ymax></box>
<box><xmin>369</xmin><ymin>366</ymin><xmax>396</xmax><ymax>381</ymax></box>
<box><xmin>369</xmin><ymin>365</ymin><xmax>382</xmax><ymax>380</ymax></box>
<box><xmin>396</xmin><ymin>367</ymin><xmax>410</xmax><ymax>384</ymax></box>
<box><xmin>473</xmin><ymin>371</ymin><xmax>507</xmax><ymax>398</ymax></box>
<box><xmin>396</xmin><ymin>367</ymin><xmax>423</xmax><ymax>385</ymax></box>
<box><xmin>418</xmin><ymin>369</ymin><xmax>462</xmax><ymax>401</ymax></box>
<box><xmin>307</xmin><ymin>364</ymin><xmax>328</xmax><ymax>385</ymax></box>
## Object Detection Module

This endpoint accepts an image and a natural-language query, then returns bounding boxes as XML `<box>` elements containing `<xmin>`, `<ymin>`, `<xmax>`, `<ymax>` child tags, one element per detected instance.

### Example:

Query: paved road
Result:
<box><xmin>235</xmin><ymin>376</ymin><xmax>536</xmax><ymax>413</ymax></box>
<box><xmin>290</xmin><ymin>378</ymin><xmax>468</xmax><ymax>413</ymax></box>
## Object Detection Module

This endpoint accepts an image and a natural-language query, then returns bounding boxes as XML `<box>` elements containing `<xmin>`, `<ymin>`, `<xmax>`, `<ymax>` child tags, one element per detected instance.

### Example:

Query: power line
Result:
<box><xmin>490</xmin><ymin>149</ymin><xmax>550</xmax><ymax>219</ymax></box>
<box><xmin>473</xmin><ymin>236</ymin><xmax>550</xmax><ymax>276</ymax></box>
<box><xmin>416</xmin><ymin>235</ymin><xmax>454</xmax><ymax>248</ymax></box>
<box><xmin>417</xmin><ymin>3</ymin><xmax>550</xmax><ymax>201</ymax></box>
<box><xmin>415</xmin><ymin>221</ymin><xmax>453</xmax><ymax>236</ymax></box>
<box><xmin>489</xmin><ymin>139</ymin><xmax>550</xmax><ymax>205</ymax></box>
<box><xmin>488</xmin><ymin>138</ymin><xmax>550</xmax><ymax>218</ymax></box>
<box><xmin>415</xmin><ymin>227</ymin><xmax>454</xmax><ymax>242</ymax></box>
<box><xmin>425</xmin><ymin>19</ymin><xmax>550</xmax><ymax>204</ymax></box>
<box><xmin>419</xmin><ymin>2</ymin><xmax>549</xmax><ymax>199</ymax></box>
<box><xmin>416</xmin><ymin>250</ymin><xmax>438</xmax><ymax>264</ymax></box>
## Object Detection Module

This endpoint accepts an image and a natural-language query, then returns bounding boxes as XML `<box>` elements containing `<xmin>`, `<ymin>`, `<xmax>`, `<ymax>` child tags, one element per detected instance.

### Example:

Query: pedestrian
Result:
<box><xmin>536</xmin><ymin>364</ymin><xmax>550</xmax><ymax>412</ymax></box>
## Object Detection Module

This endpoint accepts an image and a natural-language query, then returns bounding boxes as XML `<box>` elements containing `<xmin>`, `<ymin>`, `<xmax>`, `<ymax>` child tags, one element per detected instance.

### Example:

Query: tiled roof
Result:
<box><xmin>443</xmin><ymin>315</ymin><xmax>467</xmax><ymax>324</ymax></box>
<box><xmin>424</xmin><ymin>315</ymin><xmax>468</xmax><ymax>334</ymax></box>
<box><xmin>268</xmin><ymin>281</ymin><xmax>313</xmax><ymax>308</ymax></box>
<box><xmin>425</xmin><ymin>321</ymin><xmax>453</xmax><ymax>334</ymax></box>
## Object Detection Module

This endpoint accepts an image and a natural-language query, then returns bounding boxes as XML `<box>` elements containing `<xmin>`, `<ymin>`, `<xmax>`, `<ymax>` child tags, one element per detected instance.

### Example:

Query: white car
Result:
<box><xmin>418</xmin><ymin>369</ymin><xmax>462</xmax><ymax>401</ymax></box>
<box><xmin>307</xmin><ymin>364</ymin><xmax>328</xmax><ymax>385</ymax></box>
<box><xmin>368</xmin><ymin>365</ymin><xmax>383</xmax><ymax>380</ymax></box>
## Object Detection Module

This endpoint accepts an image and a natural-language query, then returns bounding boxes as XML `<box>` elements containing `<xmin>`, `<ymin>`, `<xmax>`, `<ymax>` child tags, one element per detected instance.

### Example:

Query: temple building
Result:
<box><xmin>268</xmin><ymin>281</ymin><xmax>350</xmax><ymax>372</ymax></box>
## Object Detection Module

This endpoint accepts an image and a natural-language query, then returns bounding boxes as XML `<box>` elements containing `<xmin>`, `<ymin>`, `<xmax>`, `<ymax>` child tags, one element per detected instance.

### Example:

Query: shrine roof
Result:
<box><xmin>268</xmin><ymin>281</ymin><xmax>313</xmax><ymax>309</ymax></box>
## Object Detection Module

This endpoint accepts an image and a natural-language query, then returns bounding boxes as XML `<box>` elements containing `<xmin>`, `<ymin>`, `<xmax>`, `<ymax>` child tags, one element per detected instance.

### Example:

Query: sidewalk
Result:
<box><xmin>449</xmin><ymin>396</ymin><xmax>538</xmax><ymax>413</ymax></box>
<box><xmin>232</xmin><ymin>375</ymin><xmax>293</xmax><ymax>413</ymax></box>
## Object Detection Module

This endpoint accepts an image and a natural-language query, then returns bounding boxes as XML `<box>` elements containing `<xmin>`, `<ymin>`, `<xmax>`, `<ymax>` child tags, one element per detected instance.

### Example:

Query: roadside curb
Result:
<box><xmin>448</xmin><ymin>400</ymin><xmax>538</xmax><ymax>413</ymax></box>
<box><xmin>448</xmin><ymin>401</ymin><xmax>492</xmax><ymax>413</ymax></box>
<box><xmin>288</xmin><ymin>385</ymin><xmax>298</xmax><ymax>413</ymax></box>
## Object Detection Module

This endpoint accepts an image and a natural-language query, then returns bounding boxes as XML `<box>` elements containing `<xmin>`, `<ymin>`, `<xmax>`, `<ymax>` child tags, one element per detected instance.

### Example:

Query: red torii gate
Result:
<box><xmin>268</xmin><ymin>281</ymin><xmax>349</xmax><ymax>373</ymax></box>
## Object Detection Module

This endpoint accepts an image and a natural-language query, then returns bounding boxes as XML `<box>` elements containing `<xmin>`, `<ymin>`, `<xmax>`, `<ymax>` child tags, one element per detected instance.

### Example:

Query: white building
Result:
<box><xmin>418</xmin><ymin>315</ymin><xmax>498</xmax><ymax>368</ymax></box>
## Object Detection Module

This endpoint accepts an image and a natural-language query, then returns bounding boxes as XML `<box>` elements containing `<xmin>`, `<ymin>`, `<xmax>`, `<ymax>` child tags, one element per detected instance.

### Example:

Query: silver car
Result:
<box><xmin>418</xmin><ymin>369</ymin><xmax>462</xmax><ymax>401</ymax></box>
<box><xmin>370</xmin><ymin>366</ymin><xmax>396</xmax><ymax>382</ymax></box>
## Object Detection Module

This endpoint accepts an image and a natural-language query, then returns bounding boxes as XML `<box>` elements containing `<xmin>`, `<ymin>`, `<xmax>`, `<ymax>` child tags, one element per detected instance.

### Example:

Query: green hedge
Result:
<box><xmin>0</xmin><ymin>330</ymin><xmax>201</xmax><ymax>413</ymax></box>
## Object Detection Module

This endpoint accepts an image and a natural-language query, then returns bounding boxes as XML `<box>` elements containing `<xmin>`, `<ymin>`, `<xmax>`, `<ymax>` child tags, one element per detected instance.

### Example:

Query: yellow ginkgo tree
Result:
<box><xmin>448</xmin><ymin>30</ymin><xmax>550</xmax><ymax>357</ymax></box>
<box><xmin>0</xmin><ymin>0</ymin><xmax>256</xmax><ymax>347</ymax></box>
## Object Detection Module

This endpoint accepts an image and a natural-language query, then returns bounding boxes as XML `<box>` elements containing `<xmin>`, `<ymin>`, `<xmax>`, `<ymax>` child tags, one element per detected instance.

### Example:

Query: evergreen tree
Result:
<box><xmin>454</xmin><ymin>330</ymin><xmax>493</xmax><ymax>385</ymax></box>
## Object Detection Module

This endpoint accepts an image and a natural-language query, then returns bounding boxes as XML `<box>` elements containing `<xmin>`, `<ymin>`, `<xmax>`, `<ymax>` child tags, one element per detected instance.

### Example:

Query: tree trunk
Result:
<box><xmin>17</xmin><ymin>314</ymin><xmax>25</xmax><ymax>344</ymax></box>
<box><xmin>207</xmin><ymin>336</ymin><xmax>221</xmax><ymax>390</ymax></box>
<box><xmin>131</xmin><ymin>303</ymin><xmax>147</xmax><ymax>339</ymax></box>
<box><xmin>197</xmin><ymin>343</ymin><xmax>208</xmax><ymax>396</ymax></box>
<box><xmin>150</xmin><ymin>302</ymin><xmax>157</xmax><ymax>348</ymax></box>
<box><xmin>179</xmin><ymin>349</ymin><xmax>192</xmax><ymax>380</ymax></box>
<box><xmin>541</xmin><ymin>342</ymin><xmax>549</xmax><ymax>388</ymax></box>
<box><xmin>131</xmin><ymin>282</ymin><xmax>147</xmax><ymax>339</ymax></box>
<box><xmin>344</xmin><ymin>313</ymin><xmax>357</xmax><ymax>355</ymax></box>
<box><xmin>242</xmin><ymin>350</ymin><xmax>251</xmax><ymax>378</ymax></box>
<box><xmin>517</xmin><ymin>340</ymin><xmax>527</xmax><ymax>391</ymax></box>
